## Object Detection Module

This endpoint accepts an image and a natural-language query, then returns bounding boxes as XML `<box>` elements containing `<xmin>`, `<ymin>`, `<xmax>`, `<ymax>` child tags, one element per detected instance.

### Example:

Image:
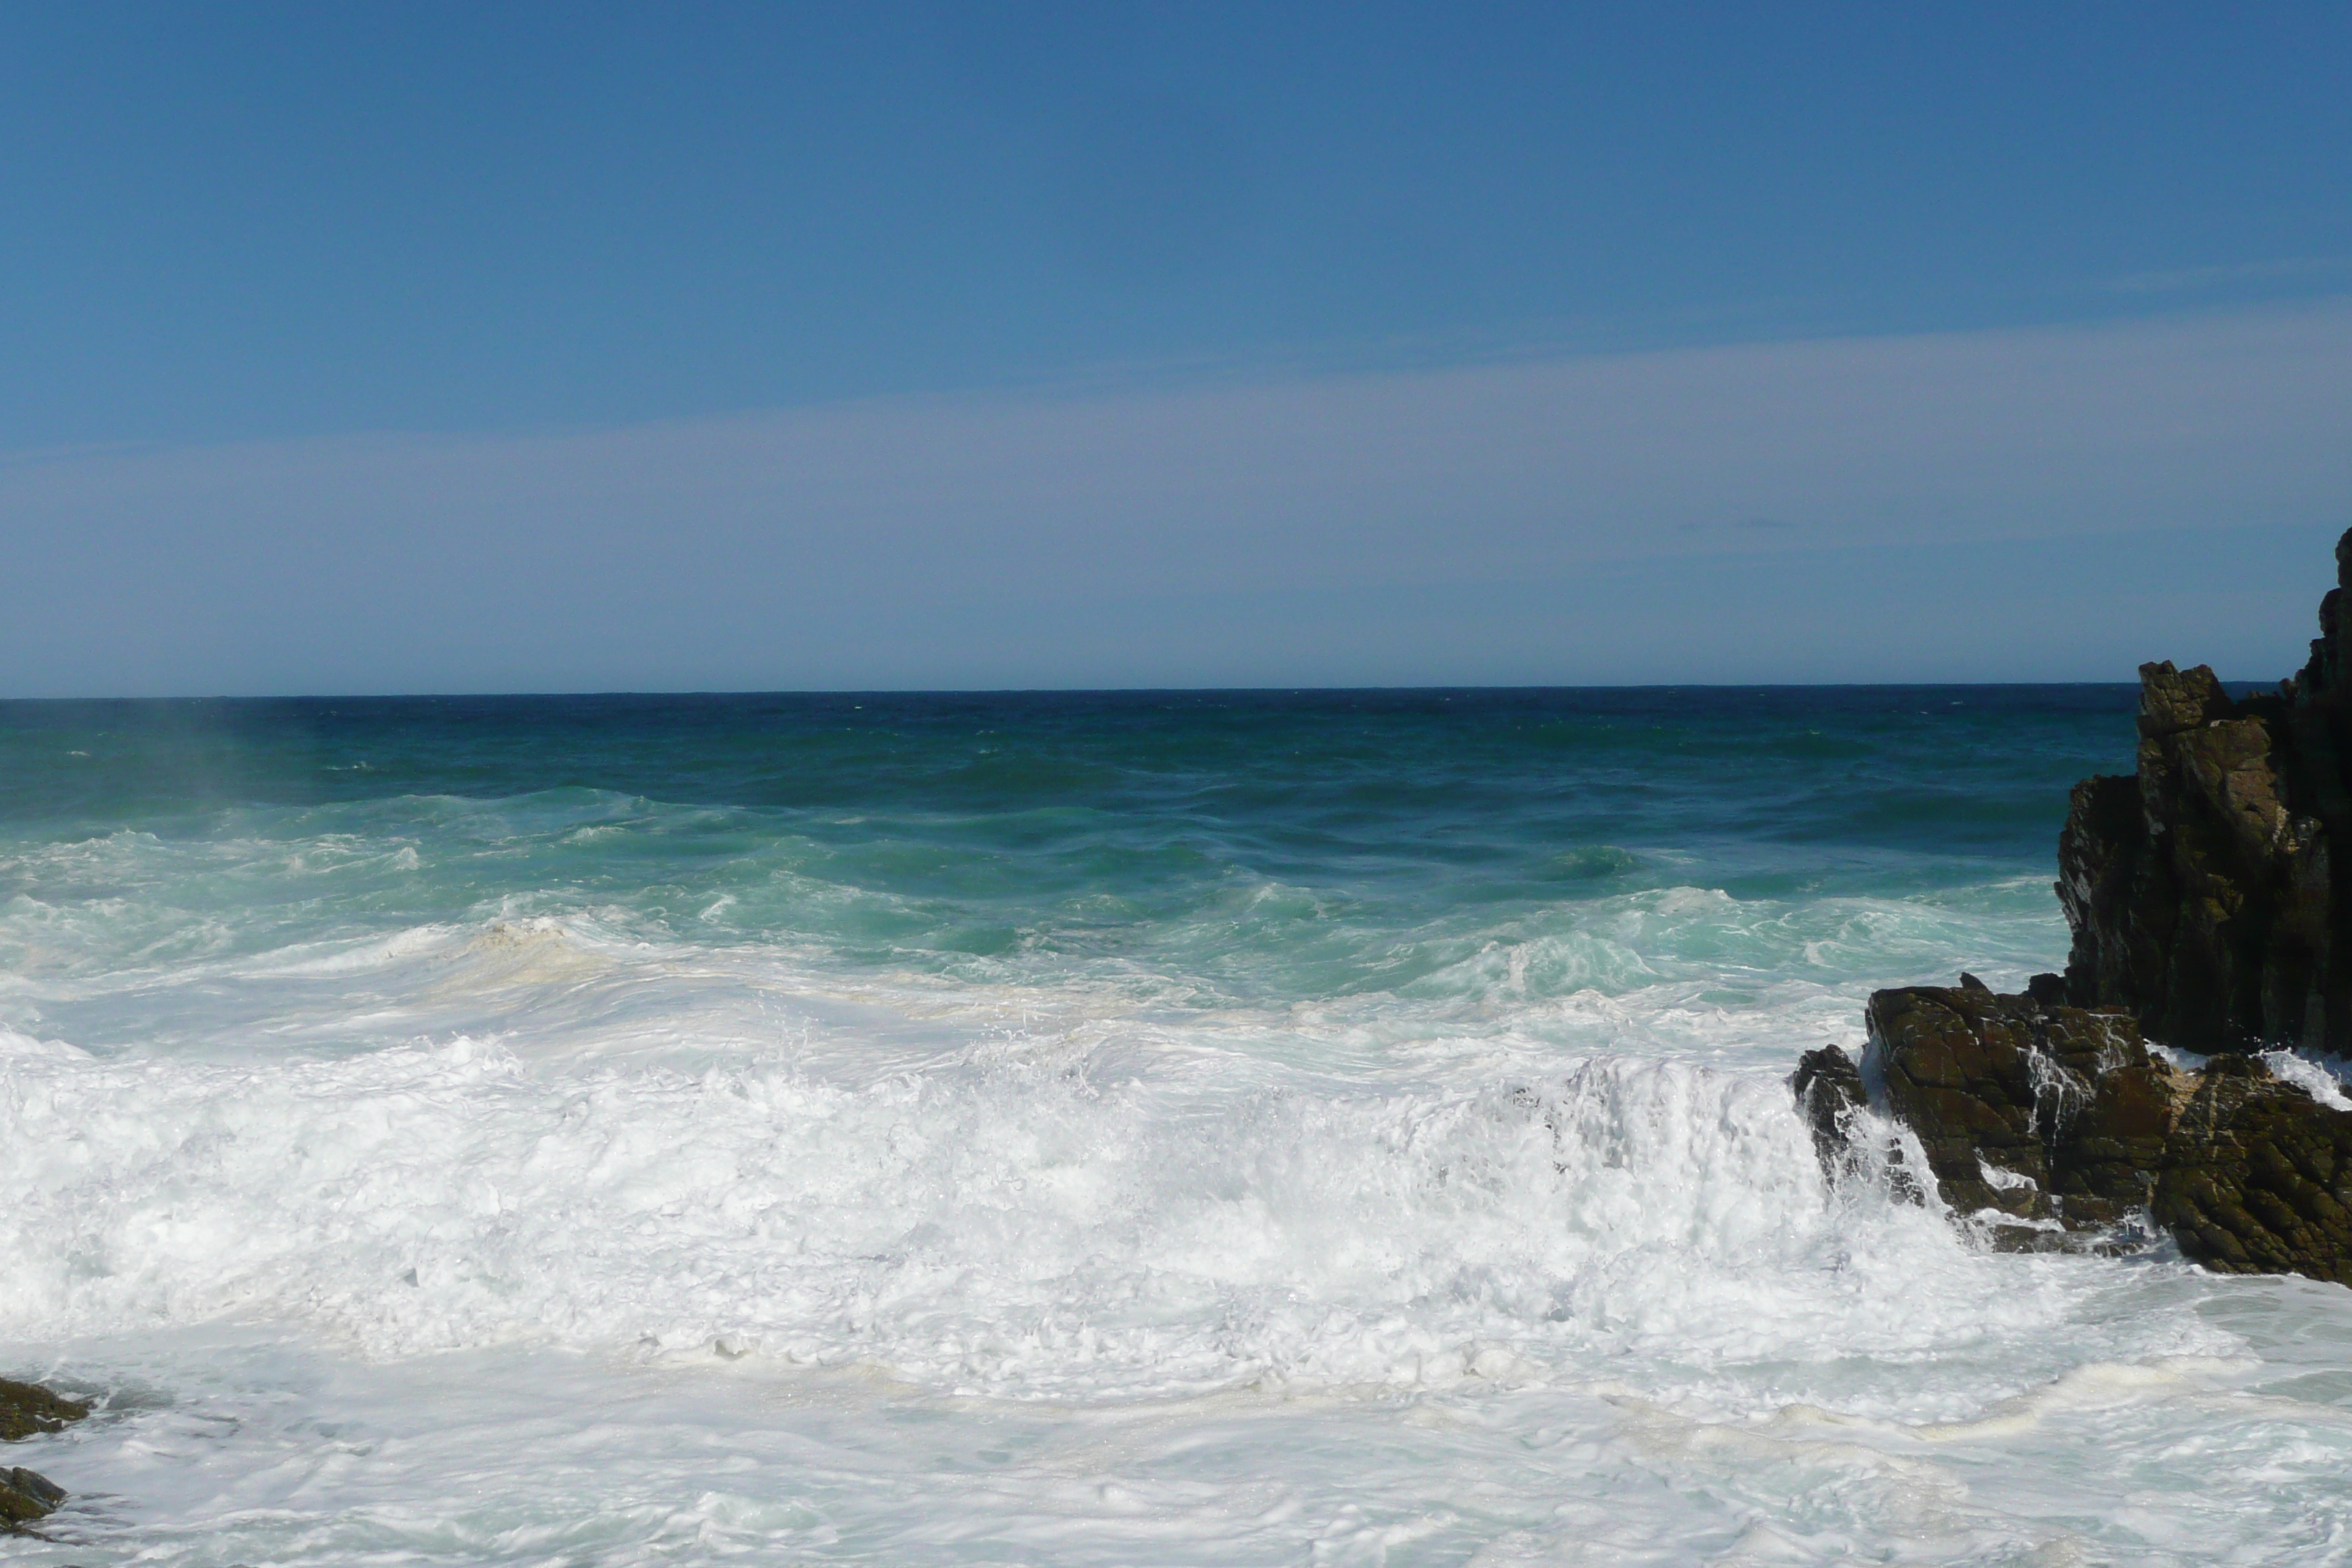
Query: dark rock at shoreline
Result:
<box><xmin>0</xmin><ymin>1379</ymin><xmax>87</xmax><ymax>1444</ymax></box>
<box><xmin>1863</xmin><ymin>981</ymin><xmax>2171</xmax><ymax>1227</ymax></box>
<box><xmin>1788</xmin><ymin>1042</ymin><xmax>1929</xmax><ymax>1204</ymax></box>
<box><xmin>1803</xmin><ymin>525</ymin><xmax>2352</xmax><ymax>1284</ymax></box>
<box><xmin>2056</xmin><ymin>663</ymin><xmax>2332</xmax><ymax>1054</ymax></box>
<box><xmin>1807</xmin><ymin>527</ymin><xmax>2352</xmax><ymax>1289</ymax></box>
<box><xmin>2057</xmin><ymin>529</ymin><xmax>2352</xmax><ymax>1054</ymax></box>
<box><xmin>1832</xmin><ymin>976</ymin><xmax>2352</xmax><ymax>1281</ymax></box>
<box><xmin>0</xmin><ymin>1466</ymin><xmax>67</xmax><ymax>1531</ymax></box>
<box><xmin>2152</xmin><ymin>1053</ymin><xmax>2352</xmax><ymax>1282</ymax></box>
<box><xmin>1790</xmin><ymin>1044</ymin><xmax>1867</xmax><ymax>1169</ymax></box>
<box><xmin>0</xmin><ymin>1378</ymin><xmax>88</xmax><ymax>1531</ymax></box>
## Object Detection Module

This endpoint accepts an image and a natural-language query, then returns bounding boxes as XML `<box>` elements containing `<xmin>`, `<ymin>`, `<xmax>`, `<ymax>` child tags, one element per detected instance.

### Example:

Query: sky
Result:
<box><xmin>7</xmin><ymin>2</ymin><xmax>2351</xmax><ymax>694</ymax></box>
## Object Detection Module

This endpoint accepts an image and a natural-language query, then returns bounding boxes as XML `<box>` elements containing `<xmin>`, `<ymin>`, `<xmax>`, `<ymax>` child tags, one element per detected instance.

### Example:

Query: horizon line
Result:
<box><xmin>0</xmin><ymin>676</ymin><xmax>2288</xmax><ymax>704</ymax></box>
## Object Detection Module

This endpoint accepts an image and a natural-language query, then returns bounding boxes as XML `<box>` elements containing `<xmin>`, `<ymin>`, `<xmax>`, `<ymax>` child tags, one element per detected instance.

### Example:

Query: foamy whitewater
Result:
<box><xmin>5</xmin><ymin>690</ymin><xmax>2351</xmax><ymax>1564</ymax></box>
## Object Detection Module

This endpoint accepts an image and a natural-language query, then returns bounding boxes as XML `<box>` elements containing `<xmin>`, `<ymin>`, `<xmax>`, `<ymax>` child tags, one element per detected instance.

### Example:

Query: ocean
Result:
<box><xmin>4</xmin><ymin>687</ymin><xmax>2350</xmax><ymax>1566</ymax></box>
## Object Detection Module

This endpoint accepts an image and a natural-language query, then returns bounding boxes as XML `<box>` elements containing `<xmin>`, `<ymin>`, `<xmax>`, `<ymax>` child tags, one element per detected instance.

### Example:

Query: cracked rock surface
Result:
<box><xmin>1818</xmin><ymin>978</ymin><xmax>2352</xmax><ymax>1282</ymax></box>
<box><xmin>2058</xmin><ymin>529</ymin><xmax>2352</xmax><ymax>1054</ymax></box>
<box><xmin>1863</xmin><ymin>979</ymin><xmax>2171</xmax><ymax>1230</ymax></box>
<box><xmin>1808</xmin><ymin>529</ymin><xmax>2352</xmax><ymax>1286</ymax></box>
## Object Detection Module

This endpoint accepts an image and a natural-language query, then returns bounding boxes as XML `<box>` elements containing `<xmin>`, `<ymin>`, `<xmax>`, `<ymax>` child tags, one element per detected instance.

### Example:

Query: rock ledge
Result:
<box><xmin>1806</xmin><ymin>979</ymin><xmax>2352</xmax><ymax>1281</ymax></box>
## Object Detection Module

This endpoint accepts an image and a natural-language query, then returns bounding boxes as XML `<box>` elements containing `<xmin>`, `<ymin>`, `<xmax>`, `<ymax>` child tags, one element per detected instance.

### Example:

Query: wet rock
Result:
<box><xmin>2151</xmin><ymin>1055</ymin><xmax>2352</xmax><ymax>1283</ymax></box>
<box><xmin>1831</xmin><ymin>977</ymin><xmax>2352</xmax><ymax>1284</ymax></box>
<box><xmin>0</xmin><ymin>1379</ymin><xmax>86</xmax><ymax>1444</ymax></box>
<box><xmin>0</xmin><ymin>1379</ymin><xmax>87</xmax><ymax>1532</ymax></box>
<box><xmin>1814</xmin><ymin>529</ymin><xmax>2352</xmax><ymax>1284</ymax></box>
<box><xmin>0</xmin><ymin>1466</ymin><xmax>66</xmax><ymax>1530</ymax></box>
<box><xmin>1790</xmin><ymin>1044</ymin><xmax>1866</xmax><ymax>1173</ymax></box>
<box><xmin>1861</xmin><ymin>982</ymin><xmax>2168</xmax><ymax>1226</ymax></box>
<box><xmin>1788</xmin><ymin>1043</ymin><xmax>1927</xmax><ymax>1202</ymax></box>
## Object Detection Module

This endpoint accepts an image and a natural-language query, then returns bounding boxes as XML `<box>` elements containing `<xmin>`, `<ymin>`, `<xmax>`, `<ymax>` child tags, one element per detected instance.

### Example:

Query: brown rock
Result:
<box><xmin>2058</xmin><ymin>660</ymin><xmax>2332</xmax><ymax>1052</ymax></box>
<box><xmin>0</xmin><ymin>1379</ymin><xmax>86</xmax><ymax>1444</ymax></box>
<box><xmin>2152</xmin><ymin>1058</ymin><xmax>2352</xmax><ymax>1283</ymax></box>
<box><xmin>1833</xmin><ymin>975</ymin><xmax>2352</xmax><ymax>1284</ymax></box>
<box><xmin>2136</xmin><ymin>660</ymin><xmax>2235</xmax><ymax>739</ymax></box>
<box><xmin>0</xmin><ymin>1466</ymin><xmax>65</xmax><ymax>1530</ymax></box>
<box><xmin>0</xmin><ymin>1379</ymin><xmax>87</xmax><ymax>1532</ymax></box>
<box><xmin>2059</xmin><ymin>530</ymin><xmax>2352</xmax><ymax>1055</ymax></box>
<box><xmin>1838</xmin><ymin>528</ymin><xmax>2352</xmax><ymax>1284</ymax></box>
<box><xmin>1862</xmin><ymin>982</ymin><xmax>2161</xmax><ymax>1225</ymax></box>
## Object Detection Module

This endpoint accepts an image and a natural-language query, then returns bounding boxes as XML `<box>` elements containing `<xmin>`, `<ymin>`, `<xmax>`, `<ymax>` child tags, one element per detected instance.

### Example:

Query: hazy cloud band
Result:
<box><xmin>8</xmin><ymin>301</ymin><xmax>2351</xmax><ymax>694</ymax></box>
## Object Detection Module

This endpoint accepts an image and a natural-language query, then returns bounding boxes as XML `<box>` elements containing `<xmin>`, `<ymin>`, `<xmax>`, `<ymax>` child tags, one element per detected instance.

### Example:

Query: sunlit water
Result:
<box><xmin>4</xmin><ymin>689</ymin><xmax>2349</xmax><ymax>1566</ymax></box>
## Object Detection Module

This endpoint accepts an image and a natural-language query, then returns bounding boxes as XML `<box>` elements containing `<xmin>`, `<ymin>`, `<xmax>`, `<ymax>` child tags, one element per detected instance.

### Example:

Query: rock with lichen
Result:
<box><xmin>0</xmin><ymin>1379</ymin><xmax>86</xmax><ymax>1444</ymax></box>
<box><xmin>0</xmin><ymin>1466</ymin><xmax>67</xmax><ymax>1531</ymax></box>
<box><xmin>0</xmin><ymin>1377</ymin><xmax>87</xmax><ymax>1531</ymax></box>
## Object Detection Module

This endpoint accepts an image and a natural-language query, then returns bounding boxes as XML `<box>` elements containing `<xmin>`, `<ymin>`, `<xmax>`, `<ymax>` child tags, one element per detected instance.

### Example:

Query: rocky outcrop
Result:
<box><xmin>1795</xmin><ymin>529</ymin><xmax>2352</xmax><ymax>1284</ymax></box>
<box><xmin>0</xmin><ymin>1467</ymin><xmax>67</xmax><ymax>1531</ymax></box>
<box><xmin>2057</xmin><ymin>663</ymin><xmax>2332</xmax><ymax>1052</ymax></box>
<box><xmin>1863</xmin><ymin>979</ymin><xmax>2171</xmax><ymax>1230</ymax></box>
<box><xmin>1814</xmin><ymin>976</ymin><xmax>2352</xmax><ymax>1282</ymax></box>
<box><xmin>0</xmin><ymin>1377</ymin><xmax>86</xmax><ymax>1531</ymax></box>
<box><xmin>2058</xmin><ymin>528</ymin><xmax>2352</xmax><ymax>1054</ymax></box>
<box><xmin>2152</xmin><ymin>1054</ymin><xmax>2352</xmax><ymax>1281</ymax></box>
<box><xmin>0</xmin><ymin>1379</ymin><xmax>86</xmax><ymax>1444</ymax></box>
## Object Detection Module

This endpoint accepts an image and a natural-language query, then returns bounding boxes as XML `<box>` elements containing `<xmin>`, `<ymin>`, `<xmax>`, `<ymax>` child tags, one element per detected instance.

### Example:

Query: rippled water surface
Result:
<box><xmin>5</xmin><ymin>687</ymin><xmax>2348</xmax><ymax>1566</ymax></box>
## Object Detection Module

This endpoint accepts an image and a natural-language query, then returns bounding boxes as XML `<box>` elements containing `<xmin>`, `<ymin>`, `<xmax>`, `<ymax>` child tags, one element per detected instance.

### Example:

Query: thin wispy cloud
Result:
<box><xmin>7</xmin><ymin>300</ymin><xmax>2351</xmax><ymax>694</ymax></box>
<box><xmin>2105</xmin><ymin>256</ymin><xmax>2351</xmax><ymax>295</ymax></box>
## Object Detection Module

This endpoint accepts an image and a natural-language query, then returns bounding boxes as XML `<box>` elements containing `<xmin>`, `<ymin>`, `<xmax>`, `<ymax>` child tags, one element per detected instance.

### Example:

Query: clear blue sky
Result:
<box><xmin>7</xmin><ymin>3</ymin><xmax>2351</xmax><ymax>693</ymax></box>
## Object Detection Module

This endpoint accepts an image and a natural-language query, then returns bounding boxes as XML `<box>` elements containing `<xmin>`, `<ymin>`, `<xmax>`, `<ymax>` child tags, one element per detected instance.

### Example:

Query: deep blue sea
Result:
<box><xmin>6</xmin><ymin>687</ymin><xmax>2349</xmax><ymax>1566</ymax></box>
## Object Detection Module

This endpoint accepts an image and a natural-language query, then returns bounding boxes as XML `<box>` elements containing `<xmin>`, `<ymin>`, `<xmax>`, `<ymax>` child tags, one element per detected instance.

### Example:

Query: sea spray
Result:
<box><xmin>4</xmin><ymin>689</ymin><xmax>2348</xmax><ymax>1564</ymax></box>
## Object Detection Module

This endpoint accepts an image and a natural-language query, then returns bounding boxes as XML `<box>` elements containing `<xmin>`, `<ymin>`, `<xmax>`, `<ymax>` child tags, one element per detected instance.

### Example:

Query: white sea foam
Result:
<box><xmin>2259</xmin><ymin>1048</ymin><xmax>2352</xmax><ymax>1110</ymax></box>
<box><xmin>1</xmin><ymin>1019</ymin><xmax>2025</xmax><ymax>1393</ymax></box>
<box><xmin>6</xmin><ymin>810</ymin><xmax>2351</xmax><ymax>1563</ymax></box>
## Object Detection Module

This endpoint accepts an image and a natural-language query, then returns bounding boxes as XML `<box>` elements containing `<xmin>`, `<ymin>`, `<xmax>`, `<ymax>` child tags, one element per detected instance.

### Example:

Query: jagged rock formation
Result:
<box><xmin>2058</xmin><ymin>527</ymin><xmax>2352</xmax><ymax>1052</ymax></box>
<box><xmin>1811</xmin><ymin>979</ymin><xmax>2352</xmax><ymax>1281</ymax></box>
<box><xmin>1863</xmin><ymin>979</ymin><xmax>2172</xmax><ymax>1231</ymax></box>
<box><xmin>2151</xmin><ymin>1053</ymin><xmax>2352</xmax><ymax>1280</ymax></box>
<box><xmin>1790</xmin><ymin>1044</ymin><xmax>1868</xmax><ymax>1172</ymax></box>
<box><xmin>1799</xmin><ymin>527</ymin><xmax>2352</xmax><ymax>1285</ymax></box>
<box><xmin>0</xmin><ymin>1377</ymin><xmax>86</xmax><ymax>1531</ymax></box>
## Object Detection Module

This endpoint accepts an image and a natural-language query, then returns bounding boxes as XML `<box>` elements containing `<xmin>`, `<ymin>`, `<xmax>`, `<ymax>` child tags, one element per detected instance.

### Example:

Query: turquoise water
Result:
<box><xmin>2</xmin><ymin>687</ymin><xmax>2128</xmax><ymax>1012</ymax></box>
<box><xmin>7</xmin><ymin>687</ymin><xmax>2351</xmax><ymax>1566</ymax></box>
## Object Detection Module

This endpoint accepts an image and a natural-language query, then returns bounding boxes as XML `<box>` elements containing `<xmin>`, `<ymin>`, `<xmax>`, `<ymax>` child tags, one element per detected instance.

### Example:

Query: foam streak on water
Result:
<box><xmin>3</xmin><ymin>690</ymin><xmax>2350</xmax><ymax>1564</ymax></box>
